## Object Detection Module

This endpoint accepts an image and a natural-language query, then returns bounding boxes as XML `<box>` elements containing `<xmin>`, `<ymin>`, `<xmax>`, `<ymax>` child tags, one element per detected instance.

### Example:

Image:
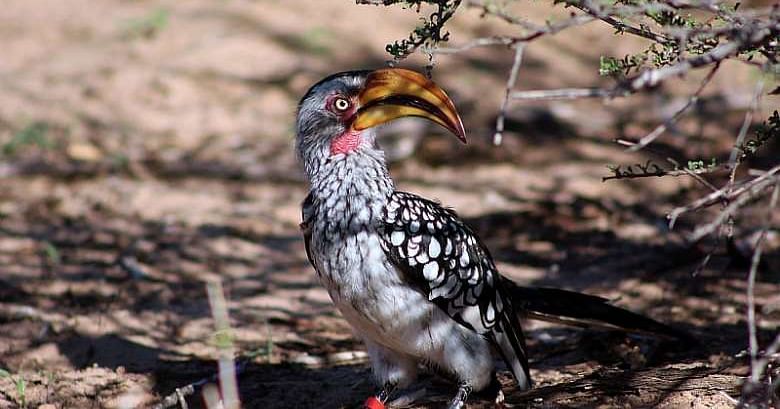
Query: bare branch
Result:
<box><xmin>573</xmin><ymin>0</ymin><xmax>675</xmax><ymax>44</ymax></box>
<box><xmin>425</xmin><ymin>35</ymin><xmax>516</xmax><ymax>54</ymax></box>
<box><xmin>628</xmin><ymin>62</ymin><xmax>721</xmax><ymax>152</ymax></box>
<box><xmin>667</xmin><ymin>164</ymin><xmax>780</xmax><ymax>229</ymax></box>
<box><xmin>747</xmin><ymin>181</ymin><xmax>779</xmax><ymax>383</ymax></box>
<box><xmin>687</xmin><ymin>175</ymin><xmax>778</xmax><ymax>242</ymax></box>
<box><xmin>510</xmin><ymin>87</ymin><xmax>619</xmax><ymax>100</ymax></box>
<box><xmin>494</xmin><ymin>44</ymin><xmax>525</xmax><ymax>145</ymax></box>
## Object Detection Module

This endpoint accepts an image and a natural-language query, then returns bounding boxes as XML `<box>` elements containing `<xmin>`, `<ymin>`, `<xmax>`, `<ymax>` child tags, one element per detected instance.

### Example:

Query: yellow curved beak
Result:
<box><xmin>352</xmin><ymin>68</ymin><xmax>467</xmax><ymax>143</ymax></box>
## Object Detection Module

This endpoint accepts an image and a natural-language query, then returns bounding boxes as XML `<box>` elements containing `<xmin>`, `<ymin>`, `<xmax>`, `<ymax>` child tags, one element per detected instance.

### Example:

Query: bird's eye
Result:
<box><xmin>332</xmin><ymin>97</ymin><xmax>351</xmax><ymax>112</ymax></box>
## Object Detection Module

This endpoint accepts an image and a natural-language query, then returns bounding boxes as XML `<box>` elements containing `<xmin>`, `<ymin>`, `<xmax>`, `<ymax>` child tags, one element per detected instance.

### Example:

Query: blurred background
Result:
<box><xmin>0</xmin><ymin>1</ymin><xmax>778</xmax><ymax>408</ymax></box>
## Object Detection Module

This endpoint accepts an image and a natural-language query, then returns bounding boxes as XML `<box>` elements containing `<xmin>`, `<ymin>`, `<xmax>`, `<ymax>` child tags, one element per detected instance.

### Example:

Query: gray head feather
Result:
<box><xmin>296</xmin><ymin>71</ymin><xmax>371</xmax><ymax>176</ymax></box>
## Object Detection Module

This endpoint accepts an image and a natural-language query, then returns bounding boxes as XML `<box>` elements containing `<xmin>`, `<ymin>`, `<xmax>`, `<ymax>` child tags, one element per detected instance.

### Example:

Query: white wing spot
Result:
<box><xmin>459</xmin><ymin>246</ymin><xmax>470</xmax><ymax>267</ymax></box>
<box><xmin>391</xmin><ymin>231</ymin><xmax>405</xmax><ymax>246</ymax></box>
<box><xmin>410</xmin><ymin>220</ymin><xmax>420</xmax><ymax>233</ymax></box>
<box><xmin>428</xmin><ymin>238</ymin><xmax>441</xmax><ymax>258</ymax></box>
<box><xmin>485</xmin><ymin>303</ymin><xmax>496</xmax><ymax>323</ymax></box>
<box><xmin>423</xmin><ymin>261</ymin><xmax>439</xmax><ymax>281</ymax></box>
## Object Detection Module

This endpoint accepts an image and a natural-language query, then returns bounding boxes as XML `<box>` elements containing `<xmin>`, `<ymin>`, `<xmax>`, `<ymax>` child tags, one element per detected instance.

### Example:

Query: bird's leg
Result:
<box><xmin>447</xmin><ymin>383</ymin><xmax>472</xmax><ymax>409</ymax></box>
<box><xmin>363</xmin><ymin>382</ymin><xmax>396</xmax><ymax>409</ymax></box>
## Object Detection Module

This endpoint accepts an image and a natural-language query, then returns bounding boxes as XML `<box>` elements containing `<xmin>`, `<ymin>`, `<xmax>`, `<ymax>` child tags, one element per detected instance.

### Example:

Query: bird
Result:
<box><xmin>295</xmin><ymin>68</ymin><xmax>691</xmax><ymax>409</ymax></box>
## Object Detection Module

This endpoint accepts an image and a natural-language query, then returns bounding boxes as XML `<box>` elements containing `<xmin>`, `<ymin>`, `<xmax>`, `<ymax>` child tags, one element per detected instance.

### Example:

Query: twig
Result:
<box><xmin>574</xmin><ymin>0</ymin><xmax>674</xmax><ymax>44</ymax></box>
<box><xmin>510</xmin><ymin>87</ymin><xmax>621</xmax><ymax>100</ymax></box>
<box><xmin>668</xmin><ymin>164</ymin><xmax>780</xmax><ymax>228</ymax></box>
<box><xmin>748</xmin><ymin>181</ymin><xmax>779</xmax><ymax>382</ymax></box>
<box><xmin>427</xmin><ymin>14</ymin><xmax>594</xmax><ymax>56</ymax></box>
<box><xmin>722</xmin><ymin>78</ymin><xmax>766</xmax><ymax>239</ymax></box>
<box><xmin>628</xmin><ymin>62</ymin><xmax>721</xmax><ymax>152</ymax></box>
<box><xmin>687</xmin><ymin>175</ymin><xmax>778</xmax><ymax>242</ymax></box>
<box><xmin>666</xmin><ymin>157</ymin><xmax>721</xmax><ymax>193</ymax></box>
<box><xmin>494</xmin><ymin>44</ymin><xmax>525</xmax><ymax>145</ymax></box>
<box><xmin>602</xmin><ymin>156</ymin><xmax>731</xmax><ymax>182</ymax></box>
<box><xmin>426</xmin><ymin>36</ymin><xmax>516</xmax><ymax>54</ymax></box>
<box><xmin>729</xmin><ymin>79</ymin><xmax>766</xmax><ymax>185</ymax></box>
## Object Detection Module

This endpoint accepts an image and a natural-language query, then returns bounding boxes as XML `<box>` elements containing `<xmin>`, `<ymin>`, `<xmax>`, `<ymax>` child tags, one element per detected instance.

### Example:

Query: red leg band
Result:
<box><xmin>364</xmin><ymin>396</ymin><xmax>385</xmax><ymax>409</ymax></box>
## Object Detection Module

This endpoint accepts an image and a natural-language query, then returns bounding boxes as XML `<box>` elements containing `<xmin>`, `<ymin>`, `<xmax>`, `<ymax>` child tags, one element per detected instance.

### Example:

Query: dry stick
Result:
<box><xmin>510</xmin><ymin>88</ymin><xmax>618</xmax><ymax>100</ymax></box>
<box><xmin>748</xmin><ymin>181</ymin><xmax>779</xmax><ymax>384</ymax></box>
<box><xmin>206</xmin><ymin>280</ymin><xmax>241</xmax><ymax>409</ymax></box>
<box><xmin>152</xmin><ymin>280</ymin><xmax>248</xmax><ymax>409</ymax></box>
<box><xmin>428</xmin><ymin>36</ymin><xmax>516</xmax><ymax>54</ymax></box>
<box><xmin>628</xmin><ymin>62</ymin><xmax>721</xmax><ymax>152</ymax></box>
<box><xmin>494</xmin><ymin>44</ymin><xmax>525</xmax><ymax>146</ymax></box>
<box><xmin>729</xmin><ymin>78</ymin><xmax>766</xmax><ymax>184</ymax></box>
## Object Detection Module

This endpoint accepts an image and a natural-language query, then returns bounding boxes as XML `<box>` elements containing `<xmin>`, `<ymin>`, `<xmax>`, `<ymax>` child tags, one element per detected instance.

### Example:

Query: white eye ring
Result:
<box><xmin>333</xmin><ymin>97</ymin><xmax>350</xmax><ymax>112</ymax></box>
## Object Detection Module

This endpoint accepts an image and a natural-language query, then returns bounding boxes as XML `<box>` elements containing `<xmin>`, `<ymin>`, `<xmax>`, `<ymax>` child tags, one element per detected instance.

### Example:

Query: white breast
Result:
<box><xmin>313</xmin><ymin>231</ymin><xmax>451</xmax><ymax>355</ymax></box>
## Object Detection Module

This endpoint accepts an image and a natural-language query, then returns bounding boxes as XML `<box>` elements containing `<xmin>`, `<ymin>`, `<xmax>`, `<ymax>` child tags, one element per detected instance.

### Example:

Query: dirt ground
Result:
<box><xmin>1</xmin><ymin>1</ymin><xmax>779</xmax><ymax>408</ymax></box>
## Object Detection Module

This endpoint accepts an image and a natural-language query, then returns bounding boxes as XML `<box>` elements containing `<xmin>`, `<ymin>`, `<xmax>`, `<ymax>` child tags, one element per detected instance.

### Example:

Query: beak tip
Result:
<box><xmin>454</xmin><ymin>122</ymin><xmax>467</xmax><ymax>144</ymax></box>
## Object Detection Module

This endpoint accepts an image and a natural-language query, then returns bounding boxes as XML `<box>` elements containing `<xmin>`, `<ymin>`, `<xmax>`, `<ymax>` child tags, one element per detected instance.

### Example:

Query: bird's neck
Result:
<box><xmin>307</xmin><ymin>147</ymin><xmax>395</xmax><ymax>224</ymax></box>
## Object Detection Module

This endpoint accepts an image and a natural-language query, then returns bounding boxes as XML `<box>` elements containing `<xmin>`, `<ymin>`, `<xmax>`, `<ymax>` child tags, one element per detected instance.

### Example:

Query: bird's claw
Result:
<box><xmin>447</xmin><ymin>383</ymin><xmax>472</xmax><ymax>409</ymax></box>
<box><xmin>494</xmin><ymin>389</ymin><xmax>506</xmax><ymax>408</ymax></box>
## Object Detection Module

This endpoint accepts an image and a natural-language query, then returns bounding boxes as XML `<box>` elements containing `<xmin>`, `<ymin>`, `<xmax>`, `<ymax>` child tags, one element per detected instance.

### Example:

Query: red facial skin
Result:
<box><xmin>326</xmin><ymin>94</ymin><xmax>362</xmax><ymax>156</ymax></box>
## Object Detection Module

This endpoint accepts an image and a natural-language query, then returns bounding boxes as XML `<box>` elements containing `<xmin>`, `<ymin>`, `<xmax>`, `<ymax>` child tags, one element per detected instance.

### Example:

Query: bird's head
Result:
<box><xmin>295</xmin><ymin>68</ymin><xmax>466</xmax><ymax>173</ymax></box>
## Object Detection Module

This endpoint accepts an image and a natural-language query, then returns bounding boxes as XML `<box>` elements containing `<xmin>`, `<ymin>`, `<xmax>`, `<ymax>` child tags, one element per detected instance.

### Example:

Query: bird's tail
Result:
<box><xmin>502</xmin><ymin>279</ymin><xmax>695</xmax><ymax>342</ymax></box>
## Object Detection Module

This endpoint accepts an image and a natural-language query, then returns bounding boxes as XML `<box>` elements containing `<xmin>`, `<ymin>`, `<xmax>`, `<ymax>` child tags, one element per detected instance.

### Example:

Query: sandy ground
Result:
<box><xmin>0</xmin><ymin>1</ymin><xmax>778</xmax><ymax>408</ymax></box>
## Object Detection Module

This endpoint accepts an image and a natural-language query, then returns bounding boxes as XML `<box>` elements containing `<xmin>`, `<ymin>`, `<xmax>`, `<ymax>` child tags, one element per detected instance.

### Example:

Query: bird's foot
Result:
<box><xmin>446</xmin><ymin>383</ymin><xmax>472</xmax><ymax>409</ymax></box>
<box><xmin>494</xmin><ymin>390</ymin><xmax>506</xmax><ymax>408</ymax></box>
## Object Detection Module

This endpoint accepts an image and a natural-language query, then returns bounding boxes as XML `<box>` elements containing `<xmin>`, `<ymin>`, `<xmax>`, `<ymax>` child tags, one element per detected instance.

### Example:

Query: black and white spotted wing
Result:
<box><xmin>381</xmin><ymin>191</ymin><xmax>532</xmax><ymax>388</ymax></box>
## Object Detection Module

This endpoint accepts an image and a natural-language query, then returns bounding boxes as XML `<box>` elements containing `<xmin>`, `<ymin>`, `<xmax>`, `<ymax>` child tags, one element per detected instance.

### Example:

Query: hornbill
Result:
<box><xmin>296</xmin><ymin>68</ymin><xmax>690</xmax><ymax>409</ymax></box>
